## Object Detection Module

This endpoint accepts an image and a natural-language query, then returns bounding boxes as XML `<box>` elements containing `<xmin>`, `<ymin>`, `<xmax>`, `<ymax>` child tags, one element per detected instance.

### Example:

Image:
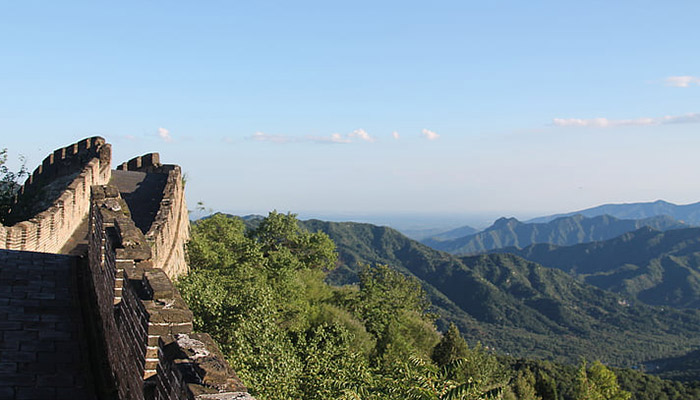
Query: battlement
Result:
<box><xmin>117</xmin><ymin>153</ymin><xmax>163</xmax><ymax>173</ymax></box>
<box><xmin>88</xmin><ymin>185</ymin><xmax>250</xmax><ymax>399</ymax></box>
<box><xmin>21</xmin><ymin>136</ymin><xmax>111</xmax><ymax>200</ymax></box>
<box><xmin>0</xmin><ymin>136</ymin><xmax>111</xmax><ymax>253</ymax></box>
<box><xmin>116</xmin><ymin>153</ymin><xmax>190</xmax><ymax>278</ymax></box>
<box><xmin>0</xmin><ymin>138</ymin><xmax>254</xmax><ymax>400</ymax></box>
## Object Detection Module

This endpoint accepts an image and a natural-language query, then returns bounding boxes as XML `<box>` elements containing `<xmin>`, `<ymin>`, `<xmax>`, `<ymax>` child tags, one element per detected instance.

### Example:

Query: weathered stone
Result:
<box><xmin>0</xmin><ymin>138</ymin><xmax>255</xmax><ymax>400</ymax></box>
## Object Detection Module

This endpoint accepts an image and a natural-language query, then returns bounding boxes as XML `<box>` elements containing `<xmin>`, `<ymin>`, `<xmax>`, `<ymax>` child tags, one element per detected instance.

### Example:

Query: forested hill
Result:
<box><xmin>421</xmin><ymin>214</ymin><xmax>687</xmax><ymax>254</ymax></box>
<box><xmin>528</xmin><ymin>199</ymin><xmax>700</xmax><ymax>224</ymax></box>
<box><xmin>491</xmin><ymin>226</ymin><xmax>700</xmax><ymax>309</ymax></box>
<box><xmin>298</xmin><ymin>219</ymin><xmax>700</xmax><ymax>369</ymax></box>
<box><xmin>184</xmin><ymin>213</ymin><xmax>700</xmax><ymax>399</ymax></box>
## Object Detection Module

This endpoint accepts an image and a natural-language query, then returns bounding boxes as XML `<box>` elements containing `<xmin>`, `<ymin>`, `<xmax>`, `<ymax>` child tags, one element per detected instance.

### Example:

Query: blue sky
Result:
<box><xmin>1</xmin><ymin>1</ymin><xmax>699</xmax><ymax>225</ymax></box>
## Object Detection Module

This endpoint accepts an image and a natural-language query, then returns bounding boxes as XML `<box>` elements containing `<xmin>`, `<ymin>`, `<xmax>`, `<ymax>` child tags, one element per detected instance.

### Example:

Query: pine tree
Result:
<box><xmin>432</xmin><ymin>323</ymin><xmax>469</xmax><ymax>367</ymax></box>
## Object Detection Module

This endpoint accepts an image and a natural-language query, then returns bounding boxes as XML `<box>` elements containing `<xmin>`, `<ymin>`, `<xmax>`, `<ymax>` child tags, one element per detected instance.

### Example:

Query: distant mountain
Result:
<box><xmin>492</xmin><ymin>226</ymin><xmax>700</xmax><ymax>309</ymax></box>
<box><xmin>528</xmin><ymin>200</ymin><xmax>700</xmax><ymax>225</ymax></box>
<box><xmin>298</xmin><ymin>219</ymin><xmax>700</xmax><ymax>368</ymax></box>
<box><xmin>421</xmin><ymin>224</ymin><xmax>479</xmax><ymax>242</ymax></box>
<box><xmin>398</xmin><ymin>227</ymin><xmax>459</xmax><ymax>241</ymax></box>
<box><xmin>421</xmin><ymin>214</ymin><xmax>687</xmax><ymax>254</ymax></box>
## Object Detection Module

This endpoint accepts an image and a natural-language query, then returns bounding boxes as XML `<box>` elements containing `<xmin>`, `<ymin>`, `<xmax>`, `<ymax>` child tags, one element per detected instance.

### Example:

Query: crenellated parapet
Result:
<box><xmin>0</xmin><ymin>136</ymin><xmax>111</xmax><ymax>253</ymax></box>
<box><xmin>88</xmin><ymin>185</ymin><xmax>253</xmax><ymax>400</ymax></box>
<box><xmin>0</xmin><ymin>137</ymin><xmax>254</xmax><ymax>399</ymax></box>
<box><xmin>20</xmin><ymin>136</ymin><xmax>111</xmax><ymax>201</ymax></box>
<box><xmin>117</xmin><ymin>153</ymin><xmax>190</xmax><ymax>278</ymax></box>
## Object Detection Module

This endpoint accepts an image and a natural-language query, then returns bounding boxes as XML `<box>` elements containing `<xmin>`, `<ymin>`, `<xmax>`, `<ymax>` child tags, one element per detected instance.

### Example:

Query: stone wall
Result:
<box><xmin>87</xmin><ymin>185</ymin><xmax>253</xmax><ymax>400</ymax></box>
<box><xmin>0</xmin><ymin>137</ymin><xmax>111</xmax><ymax>253</ymax></box>
<box><xmin>117</xmin><ymin>154</ymin><xmax>190</xmax><ymax>278</ymax></box>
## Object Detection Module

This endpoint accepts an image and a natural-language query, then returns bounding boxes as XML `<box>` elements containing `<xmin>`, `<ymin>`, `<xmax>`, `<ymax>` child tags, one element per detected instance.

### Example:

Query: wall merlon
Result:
<box><xmin>118</xmin><ymin>153</ymin><xmax>163</xmax><ymax>172</ymax></box>
<box><xmin>1</xmin><ymin>136</ymin><xmax>111</xmax><ymax>252</ymax></box>
<box><xmin>2</xmin><ymin>137</ymin><xmax>253</xmax><ymax>399</ymax></box>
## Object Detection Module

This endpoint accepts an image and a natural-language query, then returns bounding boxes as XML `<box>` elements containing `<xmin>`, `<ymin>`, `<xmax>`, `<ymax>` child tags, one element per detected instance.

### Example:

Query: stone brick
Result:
<box><xmin>0</xmin><ymin>138</ymin><xmax>254</xmax><ymax>400</ymax></box>
<box><xmin>15</xmin><ymin>386</ymin><xmax>57</xmax><ymax>399</ymax></box>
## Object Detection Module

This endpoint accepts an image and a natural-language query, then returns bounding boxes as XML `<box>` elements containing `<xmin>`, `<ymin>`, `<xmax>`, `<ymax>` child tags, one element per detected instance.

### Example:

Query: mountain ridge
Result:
<box><xmin>422</xmin><ymin>213</ymin><xmax>688</xmax><ymax>254</ymax></box>
<box><xmin>527</xmin><ymin>200</ymin><xmax>700</xmax><ymax>224</ymax></box>
<box><xmin>491</xmin><ymin>226</ymin><xmax>700</xmax><ymax>309</ymax></box>
<box><xmin>296</xmin><ymin>218</ymin><xmax>700</xmax><ymax>369</ymax></box>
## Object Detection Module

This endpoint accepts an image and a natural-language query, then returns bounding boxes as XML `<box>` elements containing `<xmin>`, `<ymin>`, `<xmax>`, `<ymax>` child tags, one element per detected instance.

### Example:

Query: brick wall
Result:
<box><xmin>117</xmin><ymin>154</ymin><xmax>190</xmax><ymax>279</ymax></box>
<box><xmin>0</xmin><ymin>137</ymin><xmax>254</xmax><ymax>399</ymax></box>
<box><xmin>0</xmin><ymin>137</ymin><xmax>111</xmax><ymax>253</ymax></box>
<box><xmin>87</xmin><ymin>185</ymin><xmax>253</xmax><ymax>400</ymax></box>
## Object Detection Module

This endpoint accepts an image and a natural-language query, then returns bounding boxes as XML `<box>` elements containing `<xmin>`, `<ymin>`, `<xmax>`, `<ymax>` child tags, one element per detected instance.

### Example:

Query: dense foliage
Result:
<box><xmin>178</xmin><ymin>213</ymin><xmax>697</xmax><ymax>399</ymax></box>
<box><xmin>180</xmin><ymin>213</ymin><xmax>511</xmax><ymax>399</ymax></box>
<box><xmin>298</xmin><ymin>219</ymin><xmax>700</xmax><ymax>369</ymax></box>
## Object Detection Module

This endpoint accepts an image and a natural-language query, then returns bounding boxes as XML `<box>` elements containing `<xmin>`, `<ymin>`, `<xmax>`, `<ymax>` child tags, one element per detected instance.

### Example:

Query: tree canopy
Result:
<box><xmin>178</xmin><ymin>212</ymin><xmax>693</xmax><ymax>400</ymax></box>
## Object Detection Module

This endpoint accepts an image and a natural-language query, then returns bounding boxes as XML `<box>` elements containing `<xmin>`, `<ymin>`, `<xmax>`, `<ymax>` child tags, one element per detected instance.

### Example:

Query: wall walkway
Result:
<box><xmin>0</xmin><ymin>249</ymin><xmax>96</xmax><ymax>399</ymax></box>
<box><xmin>0</xmin><ymin>138</ymin><xmax>254</xmax><ymax>400</ymax></box>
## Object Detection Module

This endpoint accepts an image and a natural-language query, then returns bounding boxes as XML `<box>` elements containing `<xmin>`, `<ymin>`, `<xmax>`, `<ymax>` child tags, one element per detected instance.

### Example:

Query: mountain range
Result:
<box><xmin>491</xmin><ymin>226</ymin><xmax>700</xmax><ymax>309</ymax></box>
<box><xmin>527</xmin><ymin>199</ymin><xmax>700</xmax><ymax>224</ymax></box>
<box><xmin>422</xmin><ymin>214</ymin><xmax>688</xmax><ymax>254</ymax></box>
<box><xmin>297</xmin><ymin>219</ymin><xmax>700</xmax><ymax>371</ymax></box>
<box><xmin>227</xmin><ymin>201</ymin><xmax>700</xmax><ymax>378</ymax></box>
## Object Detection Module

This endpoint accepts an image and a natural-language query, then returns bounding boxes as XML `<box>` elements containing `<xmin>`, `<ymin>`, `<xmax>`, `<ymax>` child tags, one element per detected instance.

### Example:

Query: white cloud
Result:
<box><xmin>348</xmin><ymin>129</ymin><xmax>376</xmax><ymax>142</ymax></box>
<box><xmin>665</xmin><ymin>76</ymin><xmax>700</xmax><ymax>88</ymax></box>
<box><xmin>661</xmin><ymin>112</ymin><xmax>700</xmax><ymax>124</ymax></box>
<box><xmin>249</xmin><ymin>129</ymin><xmax>377</xmax><ymax>145</ymax></box>
<box><xmin>552</xmin><ymin>117</ymin><xmax>654</xmax><ymax>128</ymax></box>
<box><xmin>552</xmin><ymin>112</ymin><xmax>700</xmax><ymax>128</ymax></box>
<box><xmin>421</xmin><ymin>128</ymin><xmax>440</xmax><ymax>140</ymax></box>
<box><xmin>307</xmin><ymin>133</ymin><xmax>352</xmax><ymax>144</ymax></box>
<box><xmin>158</xmin><ymin>127</ymin><xmax>172</xmax><ymax>142</ymax></box>
<box><xmin>250</xmin><ymin>131</ymin><xmax>294</xmax><ymax>143</ymax></box>
<box><xmin>392</xmin><ymin>131</ymin><xmax>400</xmax><ymax>140</ymax></box>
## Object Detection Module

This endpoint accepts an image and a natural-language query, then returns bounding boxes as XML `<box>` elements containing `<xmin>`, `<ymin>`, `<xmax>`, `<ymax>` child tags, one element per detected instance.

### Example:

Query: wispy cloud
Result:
<box><xmin>421</xmin><ymin>128</ymin><xmax>440</xmax><ymax>140</ymax></box>
<box><xmin>552</xmin><ymin>112</ymin><xmax>700</xmax><ymax>128</ymax></box>
<box><xmin>662</xmin><ymin>113</ymin><xmax>700</xmax><ymax>124</ymax></box>
<box><xmin>665</xmin><ymin>76</ymin><xmax>700</xmax><ymax>88</ymax></box>
<box><xmin>250</xmin><ymin>131</ymin><xmax>294</xmax><ymax>143</ymax></box>
<box><xmin>307</xmin><ymin>133</ymin><xmax>352</xmax><ymax>144</ymax></box>
<box><xmin>552</xmin><ymin>117</ymin><xmax>654</xmax><ymax>128</ymax></box>
<box><xmin>348</xmin><ymin>129</ymin><xmax>376</xmax><ymax>142</ymax></box>
<box><xmin>158</xmin><ymin>127</ymin><xmax>173</xmax><ymax>142</ymax></box>
<box><xmin>248</xmin><ymin>129</ymin><xmax>376</xmax><ymax>144</ymax></box>
<box><xmin>392</xmin><ymin>131</ymin><xmax>400</xmax><ymax>140</ymax></box>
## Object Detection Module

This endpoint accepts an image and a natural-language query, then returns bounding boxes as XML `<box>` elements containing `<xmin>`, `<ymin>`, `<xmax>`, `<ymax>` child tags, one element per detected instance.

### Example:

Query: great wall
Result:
<box><xmin>0</xmin><ymin>137</ymin><xmax>255</xmax><ymax>399</ymax></box>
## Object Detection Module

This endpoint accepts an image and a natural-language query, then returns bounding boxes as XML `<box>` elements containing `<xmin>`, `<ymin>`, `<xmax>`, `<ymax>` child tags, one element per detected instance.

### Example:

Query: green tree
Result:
<box><xmin>187</xmin><ymin>213</ymin><xmax>263</xmax><ymax>271</ymax></box>
<box><xmin>433</xmin><ymin>323</ymin><xmax>469</xmax><ymax>367</ymax></box>
<box><xmin>355</xmin><ymin>264</ymin><xmax>432</xmax><ymax>338</ymax></box>
<box><xmin>511</xmin><ymin>368</ymin><xmax>541</xmax><ymax>400</ymax></box>
<box><xmin>387</xmin><ymin>356</ymin><xmax>505</xmax><ymax>400</ymax></box>
<box><xmin>575</xmin><ymin>360</ymin><xmax>631</xmax><ymax>400</ymax></box>
<box><xmin>534</xmin><ymin>370</ymin><xmax>558</xmax><ymax>400</ymax></box>
<box><xmin>0</xmin><ymin>148</ymin><xmax>28</xmax><ymax>223</ymax></box>
<box><xmin>181</xmin><ymin>212</ymin><xmax>377</xmax><ymax>399</ymax></box>
<box><xmin>295</xmin><ymin>323</ymin><xmax>375</xmax><ymax>400</ymax></box>
<box><xmin>248</xmin><ymin>210</ymin><xmax>337</xmax><ymax>273</ymax></box>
